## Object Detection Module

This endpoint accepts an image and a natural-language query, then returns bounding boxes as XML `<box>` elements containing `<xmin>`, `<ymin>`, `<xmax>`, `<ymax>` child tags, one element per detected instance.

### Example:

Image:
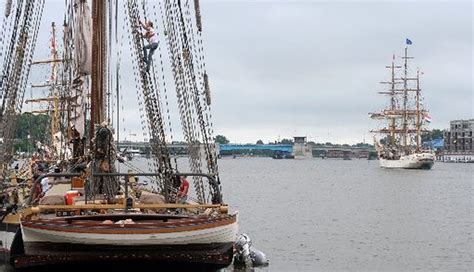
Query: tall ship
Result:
<box><xmin>0</xmin><ymin>0</ymin><xmax>238</xmax><ymax>269</ymax></box>
<box><xmin>370</xmin><ymin>40</ymin><xmax>435</xmax><ymax>169</ymax></box>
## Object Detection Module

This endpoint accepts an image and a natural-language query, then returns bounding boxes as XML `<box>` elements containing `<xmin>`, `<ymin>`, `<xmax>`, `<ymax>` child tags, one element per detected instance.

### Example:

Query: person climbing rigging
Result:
<box><xmin>138</xmin><ymin>19</ymin><xmax>158</xmax><ymax>72</ymax></box>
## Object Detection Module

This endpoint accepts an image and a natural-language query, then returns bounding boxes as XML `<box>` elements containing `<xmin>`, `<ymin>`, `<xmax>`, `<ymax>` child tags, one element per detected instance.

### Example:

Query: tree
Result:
<box><xmin>279</xmin><ymin>138</ymin><xmax>293</xmax><ymax>145</ymax></box>
<box><xmin>214</xmin><ymin>135</ymin><xmax>229</xmax><ymax>144</ymax></box>
<box><xmin>421</xmin><ymin>129</ymin><xmax>444</xmax><ymax>142</ymax></box>
<box><xmin>14</xmin><ymin>113</ymin><xmax>50</xmax><ymax>152</ymax></box>
<box><xmin>256</xmin><ymin>139</ymin><xmax>263</xmax><ymax>145</ymax></box>
<box><xmin>431</xmin><ymin>129</ymin><xmax>444</xmax><ymax>139</ymax></box>
<box><xmin>306</xmin><ymin>141</ymin><xmax>317</xmax><ymax>147</ymax></box>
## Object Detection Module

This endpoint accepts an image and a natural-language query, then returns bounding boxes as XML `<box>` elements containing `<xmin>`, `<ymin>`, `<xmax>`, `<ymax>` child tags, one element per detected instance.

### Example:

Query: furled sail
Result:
<box><xmin>4</xmin><ymin>0</ymin><xmax>12</xmax><ymax>18</ymax></box>
<box><xmin>73</xmin><ymin>0</ymin><xmax>92</xmax><ymax>75</ymax></box>
<box><xmin>69</xmin><ymin>77</ymin><xmax>87</xmax><ymax>138</ymax></box>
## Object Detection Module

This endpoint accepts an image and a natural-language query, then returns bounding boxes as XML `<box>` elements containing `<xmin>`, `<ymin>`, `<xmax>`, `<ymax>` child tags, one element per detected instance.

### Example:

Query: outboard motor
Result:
<box><xmin>233</xmin><ymin>233</ymin><xmax>269</xmax><ymax>267</ymax></box>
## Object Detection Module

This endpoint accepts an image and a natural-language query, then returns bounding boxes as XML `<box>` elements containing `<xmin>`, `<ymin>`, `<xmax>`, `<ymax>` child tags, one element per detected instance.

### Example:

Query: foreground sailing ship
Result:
<box><xmin>370</xmin><ymin>40</ymin><xmax>435</xmax><ymax>169</ymax></box>
<box><xmin>1</xmin><ymin>0</ymin><xmax>237</xmax><ymax>268</ymax></box>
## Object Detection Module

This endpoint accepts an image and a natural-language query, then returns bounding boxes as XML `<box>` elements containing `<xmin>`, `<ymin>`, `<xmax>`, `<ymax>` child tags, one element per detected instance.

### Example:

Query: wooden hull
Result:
<box><xmin>15</xmin><ymin>213</ymin><xmax>238</xmax><ymax>268</ymax></box>
<box><xmin>21</xmin><ymin>220</ymin><xmax>237</xmax><ymax>245</ymax></box>
<box><xmin>379</xmin><ymin>152</ymin><xmax>435</xmax><ymax>169</ymax></box>
<box><xmin>14</xmin><ymin>241</ymin><xmax>234</xmax><ymax>269</ymax></box>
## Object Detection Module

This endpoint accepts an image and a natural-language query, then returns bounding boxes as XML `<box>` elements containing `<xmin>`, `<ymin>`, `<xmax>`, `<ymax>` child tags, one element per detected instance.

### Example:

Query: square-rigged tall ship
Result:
<box><xmin>0</xmin><ymin>0</ymin><xmax>238</xmax><ymax>269</ymax></box>
<box><xmin>369</xmin><ymin>40</ymin><xmax>435</xmax><ymax>169</ymax></box>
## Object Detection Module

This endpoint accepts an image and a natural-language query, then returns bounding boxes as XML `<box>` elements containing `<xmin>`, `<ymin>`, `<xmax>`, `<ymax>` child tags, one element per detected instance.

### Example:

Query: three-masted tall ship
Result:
<box><xmin>370</xmin><ymin>40</ymin><xmax>435</xmax><ymax>169</ymax></box>
<box><xmin>0</xmin><ymin>0</ymin><xmax>238</xmax><ymax>269</ymax></box>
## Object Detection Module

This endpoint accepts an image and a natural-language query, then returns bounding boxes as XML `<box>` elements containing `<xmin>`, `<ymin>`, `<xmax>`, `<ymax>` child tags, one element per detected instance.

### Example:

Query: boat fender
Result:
<box><xmin>249</xmin><ymin>247</ymin><xmax>269</xmax><ymax>266</ymax></box>
<box><xmin>233</xmin><ymin>233</ymin><xmax>269</xmax><ymax>267</ymax></box>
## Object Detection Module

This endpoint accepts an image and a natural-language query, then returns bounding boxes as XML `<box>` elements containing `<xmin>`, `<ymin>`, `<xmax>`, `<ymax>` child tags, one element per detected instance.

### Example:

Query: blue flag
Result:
<box><xmin>406</xmin><ymin>38</ymin><xmax>413</xmax><ymax>45</ymax></box>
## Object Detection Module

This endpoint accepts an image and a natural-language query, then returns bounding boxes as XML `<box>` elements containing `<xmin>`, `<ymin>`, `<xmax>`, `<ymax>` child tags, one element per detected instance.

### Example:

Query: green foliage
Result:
<box><xmin>14</xmin><ymin>113</ymin><xmax>50</xmax><ymax>152</ymax></box>
<box><xmin>214</xmin><ymin>135</ymin><xmax>229</xmax><ymax>144</ymax></box>
<box><xmin>256</xmin><ymin>139</ymin><xmax>264</xmax><ymax>145</ymax></box>
<box><xmin>353</xmin><ymin>142</ymin><xmax>374</xmax><ymax>148</ymax></box>
<box><xmin>306</xmin><ymin>141</ymin><xmax>317</xmax><ymax>147</ymax></box>
<box><xmin>421</xmin><ymin>129</ymin><xmax>444</xmax><ymax>142</ymax></box>
<box><xmin>278</xmin><ymin>138</ymin><xmax>293</xmax><ymax>144</ymax></box>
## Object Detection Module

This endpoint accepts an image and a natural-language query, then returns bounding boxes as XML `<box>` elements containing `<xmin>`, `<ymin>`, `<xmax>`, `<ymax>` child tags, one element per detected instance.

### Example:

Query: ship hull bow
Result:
<box><xmin>379</xmin><ymin>153</ymin><xmax>435</xmax><ymax>169</ymax></box>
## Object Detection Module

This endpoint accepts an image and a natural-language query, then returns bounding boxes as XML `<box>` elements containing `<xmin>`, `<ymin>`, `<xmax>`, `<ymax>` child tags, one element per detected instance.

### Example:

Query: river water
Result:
<box><xmin>2</xmin><ymin>158</ymin><xmax>472</xmax><ymax>271</ymax></box>
<box><xmin>216</xmin><ymin>158</ymin><xmax>473</xmax><ymax>271</ymax></box>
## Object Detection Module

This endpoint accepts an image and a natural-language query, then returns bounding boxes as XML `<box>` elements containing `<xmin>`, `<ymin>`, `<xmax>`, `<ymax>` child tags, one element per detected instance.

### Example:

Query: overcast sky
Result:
<box><xmin>6</xmin><ymin>0</ymin><xmax>473</xmax><ymax>144</ymax></box>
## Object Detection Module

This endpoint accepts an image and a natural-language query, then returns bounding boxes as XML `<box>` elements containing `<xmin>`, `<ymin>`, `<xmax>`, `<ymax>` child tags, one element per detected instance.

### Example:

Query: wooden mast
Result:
<box><xmin>26</xmin><ymin>22</ymin><xmax>61</xmax><ymax>147</ymax></box>
<box><xmin>390</xmin><ymin>58</ymin><xmax>396</xmax><ymax>145</ymax></box>
<box><xmin>50</xmin><ymin>22</ymin><xmax>60</xmax><ymax>139</ymax></box>
<box><xmin>90</xmin><ymin>0</ymin><xmax>107</xmax><ymax>144</ymax></box>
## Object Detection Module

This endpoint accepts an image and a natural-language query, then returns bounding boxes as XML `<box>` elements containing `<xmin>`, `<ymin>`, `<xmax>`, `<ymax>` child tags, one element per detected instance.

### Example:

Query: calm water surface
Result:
<box><xmin>219</xmin><ymin>158</ymin><xmax>473</xmax><ymax>271</ymax></box>
<box><xmin>1</xmin><ymin>158</ymin><xmax>472</xmax><ymax>271</ymax></box>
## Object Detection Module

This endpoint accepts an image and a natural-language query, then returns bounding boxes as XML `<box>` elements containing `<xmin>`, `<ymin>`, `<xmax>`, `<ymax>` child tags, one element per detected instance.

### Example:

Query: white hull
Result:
<box><xmin>379</xmin><ymin>152</ymin><xmax>435</xmax><ymax>169</ymax></box>
<box><xmin>21</xmin><ymin>213</ymin><xmax>238</xmax><ymax>246</ymax></box>
<box><xmin>21</xmin><ymin>221</ymin><xmax>238</xmax><ymax>246</ymax></box>
<box><xmin>16</xmin><ymin>213</ymin><xmax>239</xmax><ymax>268</ymax></box>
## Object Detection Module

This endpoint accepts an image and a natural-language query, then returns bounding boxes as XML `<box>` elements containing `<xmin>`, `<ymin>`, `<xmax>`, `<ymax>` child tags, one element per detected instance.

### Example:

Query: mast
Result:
<box><xmin>402</xmin><ymin>47</ymin><xmax>409</xmax><ymax>149</ymax></box>
<box><xmin>90</xmin><ymin>0</ymin><xmax>107</xmax><ymax>144</ymax></box>
<box><xmin>50</xmin><ymin>22</ymin><xmax>60</xmax><ymax>139</ymax></box>
<box><xmin>416</xmin><ymin>69</ymin><xmax>421</xmax><ymax>150</ymax></box>
<box><xmin>25</xmin><ymin>22</ymin><xmax>62</xmax><ymax>150</ymax></box>
<box><xmin>389</xmin><ymin>57</ymin><xmax>396</xmax><ymax>145</ymax></box>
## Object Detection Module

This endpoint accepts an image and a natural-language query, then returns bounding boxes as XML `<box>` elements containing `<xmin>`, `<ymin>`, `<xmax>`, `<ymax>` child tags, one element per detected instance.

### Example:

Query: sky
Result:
<box><xmin>4</xmin><ymin>0</ymin><xmax>473</xmax><ymax>144</ymax></box>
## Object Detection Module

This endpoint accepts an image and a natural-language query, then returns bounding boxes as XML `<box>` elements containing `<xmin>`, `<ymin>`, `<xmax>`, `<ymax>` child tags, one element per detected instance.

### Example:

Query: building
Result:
<box><xmin>293</xmin><ymin>136</ymin><xmax>312</xmax><ymax>158</ymax></box>
<box><xmin>443</xmin><ymin>119</ymin><xmax>474</xmax><ymax>162</ymax></box>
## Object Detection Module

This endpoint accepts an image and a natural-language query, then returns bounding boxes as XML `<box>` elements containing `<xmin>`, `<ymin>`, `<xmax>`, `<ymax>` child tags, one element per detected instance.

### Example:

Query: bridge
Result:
<box><xmin>117</xmin><ymin>142</ymin><xmax>189</xmax><ymax>155</ymax></box>
<box><xmin>218</xmin><ymin>144</ymin><xmax>293</xmax><ymax>155</ymax></box>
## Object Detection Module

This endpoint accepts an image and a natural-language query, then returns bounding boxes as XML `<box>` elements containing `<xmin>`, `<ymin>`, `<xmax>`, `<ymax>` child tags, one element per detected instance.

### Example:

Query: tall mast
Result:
<box><xmin>402</xmin><ymin>47</ymin><xmax>409</xmax><ymax>149</ymax></box>
<box><xmin>416</xmin><ymin>69</ymin><xmax>421</xmax><ymax>150</ymax></box>
<box><xmin>50</xmin><ymin>22</ymin><xmax>59</xmax><ymax>140</ymax></box>
<box><xmin>390</xmin><ymin>57</ymin><xmax>396</xmax><ymax>145</ymax></box>
<box><xmin>90</xmin><ymin>0</ymin><xmax>107</xmax><ymax>143</ymax></box>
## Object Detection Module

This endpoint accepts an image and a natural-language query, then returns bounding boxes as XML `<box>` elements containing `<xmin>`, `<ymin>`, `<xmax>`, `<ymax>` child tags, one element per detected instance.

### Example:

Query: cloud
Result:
<box><xmin>8</xmin><ymin>0</ymin><xmax>472</xmax><ymax>145</ymax></box>
<box><xmin>202</xmin><ymin>1</ymin><xmax>472</xmax><ymax>143</ymax></box>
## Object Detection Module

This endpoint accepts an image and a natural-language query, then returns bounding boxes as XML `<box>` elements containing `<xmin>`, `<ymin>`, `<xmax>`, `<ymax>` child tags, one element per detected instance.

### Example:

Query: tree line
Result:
<box><xmin>13</xmin><ymin>113</ymin><xmax>50</xmax><ymax>153</ymax></box>
<box><xmin>214</xmin><ymin>129</ymin><xmax>445</xmax><ymax>146</ymax></box>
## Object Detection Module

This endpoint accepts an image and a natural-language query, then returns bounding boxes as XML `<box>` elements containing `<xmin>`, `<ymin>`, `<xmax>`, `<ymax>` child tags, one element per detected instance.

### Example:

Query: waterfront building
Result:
<box><xmin>293</xmin><ymin>136</ymin><xmax>312</xmax><ymax>158</ymax></box>
<box><xmin>443</xmin><ymin>119</ymin><xmax>474</xmax><ymax>162</ymax></box>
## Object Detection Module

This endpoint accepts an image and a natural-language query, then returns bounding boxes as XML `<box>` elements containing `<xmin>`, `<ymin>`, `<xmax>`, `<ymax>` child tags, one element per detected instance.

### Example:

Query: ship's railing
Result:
<box><xmin>27</xmin><ymin>172</ymin><xmax>222</xmax><ymax>207</ymax></box>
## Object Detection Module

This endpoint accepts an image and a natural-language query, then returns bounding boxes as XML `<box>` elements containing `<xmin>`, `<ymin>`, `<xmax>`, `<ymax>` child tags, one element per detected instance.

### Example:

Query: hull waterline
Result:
<box><xmin>379</xmin><ymin>152</ymin><xmax>435</xmax><ymax>169</ymax></box>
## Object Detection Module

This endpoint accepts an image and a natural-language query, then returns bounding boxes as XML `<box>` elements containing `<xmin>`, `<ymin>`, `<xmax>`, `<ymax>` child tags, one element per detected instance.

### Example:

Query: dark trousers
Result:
<box><xmin>143</xmin><ymin>42</ymin><xmax>158</xmax><ymax>71</ymax></box>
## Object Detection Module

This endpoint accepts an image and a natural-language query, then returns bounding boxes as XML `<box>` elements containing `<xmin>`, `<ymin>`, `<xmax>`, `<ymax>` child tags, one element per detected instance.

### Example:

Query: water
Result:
<box><xmin>217</xmin><ymin>158</ymin><xmax>473</xmax><ymax>271</ymax></box>
<box><xmin>2</xmin><ymin>158</ymin><xmax>472</xmax><ymax>271</ymax></box>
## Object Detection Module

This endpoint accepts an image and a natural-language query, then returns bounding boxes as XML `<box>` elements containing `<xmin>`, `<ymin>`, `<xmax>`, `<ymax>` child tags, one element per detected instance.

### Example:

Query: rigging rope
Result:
<box><xmin>125</xmin><ymin>0</ymin><xmax>175</xmax><ymax>198</ymax></box>
<box><xmin>0</xmin><ymin>0</ymin><xmax>45</xmax><ymax>182</ymax></box>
